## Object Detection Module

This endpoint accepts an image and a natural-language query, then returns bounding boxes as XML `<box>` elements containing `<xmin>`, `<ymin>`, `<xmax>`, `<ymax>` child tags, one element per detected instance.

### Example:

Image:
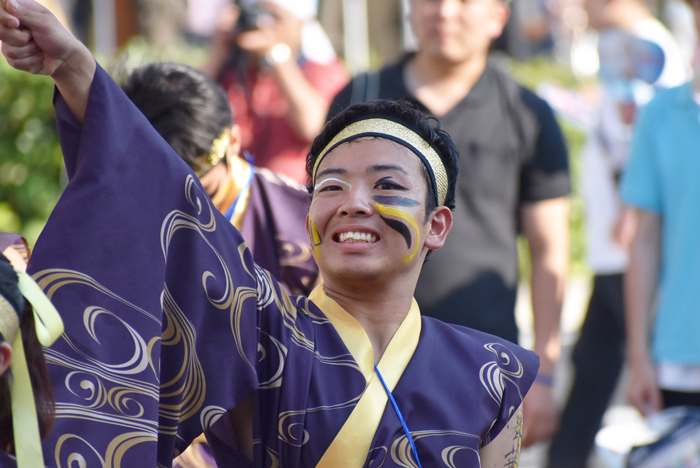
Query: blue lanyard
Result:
<box><xmin>374</xmin><ymin>365</ymin><xmax>422</xmax><ymax>468</ymax></box>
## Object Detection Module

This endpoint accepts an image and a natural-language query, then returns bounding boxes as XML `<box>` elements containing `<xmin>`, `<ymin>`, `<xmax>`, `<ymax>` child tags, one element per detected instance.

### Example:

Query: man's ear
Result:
<box><xmin>0</xmin><ymin>342</ymin><xmax>12</xmax><ymax>377</ymax></box>
<box><xmin>488</xmin><ymin>1</ymin><xmax>511</xmax><ymax>40</ymax></box>
<box><xmin>424</xmin><ymin>206</ymin><xmax>453</xmax><ymax>250</ymax></box>
<box><xmin>226</xmin><ymin>124</ymin><xmax>243</xmax><ymax>164</ymax></box>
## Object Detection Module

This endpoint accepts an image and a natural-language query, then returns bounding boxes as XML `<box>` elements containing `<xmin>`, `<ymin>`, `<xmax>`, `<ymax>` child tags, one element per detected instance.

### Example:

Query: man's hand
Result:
<box><xmin>1</xmin><ymin>0</ymin><xmax>73</xmax><ymax>75</ymax></box>
<box><xmin>627</xmin><ymin>356</ymin><xmax>662</xmax><ymax>417</ymax></box>
<box><xmin>522</xmin><ymin>382</ymin><xmax>558</xmax><ymax>447</ymax></box>
<box><xmin>612</xmin><ymin>205</ymin><xmax>639</xmax><ymax>252</ymax></box>
<box><xmin>235</xmin><ymin>3</ymin><xmax>302</xmax><ymax>59</ymax></box>
<box><xmin>0</xmin><ymin>0</ymin><xmax>95</xmax><ymax>121</ymax></box>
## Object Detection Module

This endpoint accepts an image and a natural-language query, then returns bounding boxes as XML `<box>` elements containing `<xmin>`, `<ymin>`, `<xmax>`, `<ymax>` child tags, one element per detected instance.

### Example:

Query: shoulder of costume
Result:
<box><xmin>420</xmin><ymin>316</ymin><xmax>540</xmax><ymax>372</ymax></box>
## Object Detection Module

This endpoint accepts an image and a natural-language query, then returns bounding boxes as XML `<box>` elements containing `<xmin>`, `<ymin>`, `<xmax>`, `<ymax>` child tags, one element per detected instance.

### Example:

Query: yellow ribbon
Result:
<box><xmin>9</xmin><ymin>268</ymin><xmax>64</xmax><ymax>468</ymax></box>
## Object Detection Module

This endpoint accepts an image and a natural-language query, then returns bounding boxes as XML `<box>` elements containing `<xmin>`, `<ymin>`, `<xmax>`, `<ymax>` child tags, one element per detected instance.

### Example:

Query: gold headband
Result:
<box><xmin>312</xmin><ymin>118</ymin><xmax>449</xmax><ymax>206</ymax></box>
<box><xmin>195</xmin><ymin>128</ymin><xmax>231</xmax><ymax>168</ymax></box>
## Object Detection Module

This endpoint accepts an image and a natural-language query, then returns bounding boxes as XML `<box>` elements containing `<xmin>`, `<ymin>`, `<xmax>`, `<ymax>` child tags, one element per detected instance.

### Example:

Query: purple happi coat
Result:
<box><xmin>28</xmin><ymin>65</ymin><xmax>538</xmax><ymax>468</ymax></box>
<box><xmin>235</xmin><ymin>168</ymin><xmax>318</xmax><ymax>297</ymax></box>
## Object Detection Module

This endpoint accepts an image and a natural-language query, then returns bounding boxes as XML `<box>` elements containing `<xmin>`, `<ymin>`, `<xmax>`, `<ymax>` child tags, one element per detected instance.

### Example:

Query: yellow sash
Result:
<box><xmin>11</xmin><ymin>268</ymin><xmax>64</xmax><ymax>468</ymax></box>
<box><xmin>309</xmin><ymin>287</ymin><xmax>421</xmax><ymax>468</ymax></box>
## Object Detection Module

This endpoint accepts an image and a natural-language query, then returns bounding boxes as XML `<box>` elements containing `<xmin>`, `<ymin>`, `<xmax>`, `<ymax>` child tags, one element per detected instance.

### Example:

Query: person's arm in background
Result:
<box><xmin>200</xmin><ymin>3</ymin><xmax>240</xmax><ymax>80</ymax></box>
<box><xmin>520</xmin><ymin>197</ymin><xmax>568</xmax><ymax>446</ymax></box>
<box><xmin>618</xmin><ymin>88</ymin><xmax>664</xmax><ymax>417</ymax></box>
<box><xmin>624</xmin><ymin>209</ymin><xmax>662</xmax><ymax>416</ymax></box>
<box><xmin>516</xmin><ymin>89</ymin><xmax>571</xmax><ymax>447</ymax></box>
<box><xmin>267</xmin><ymin>52</ymin><xmax>336</xmax><ymax>142</ymax></box>
<box><xmin>204</xmin><ymin>3</ymin><xmax>344</xmax><ymax>143</ymax></box>
<box><xmin>1</xmin><ymin>0</ymin><xmax>95</xmax><ymax>121</ymax></box>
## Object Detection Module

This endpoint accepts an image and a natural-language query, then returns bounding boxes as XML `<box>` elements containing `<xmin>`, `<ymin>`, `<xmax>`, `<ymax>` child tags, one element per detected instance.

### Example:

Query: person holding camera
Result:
<box><xmin>202</xmin><ymin>0</ymin><xmax>348</xmax><ymax>183</ymax></box>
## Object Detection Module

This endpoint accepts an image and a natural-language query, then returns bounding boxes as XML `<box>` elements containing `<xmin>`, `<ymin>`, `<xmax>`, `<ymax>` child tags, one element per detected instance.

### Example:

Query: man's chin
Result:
<box><xmin>324</xmin><ymin>266</ymin><xmax>386</xmax><ymax>287</ymax></box>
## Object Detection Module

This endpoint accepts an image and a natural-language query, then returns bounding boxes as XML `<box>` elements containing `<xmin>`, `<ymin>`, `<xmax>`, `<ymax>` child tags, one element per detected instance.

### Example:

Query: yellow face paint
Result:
<box><xmin>310</xmin><ymin>218</ymin><xmax>322</xmax><ymax>259</ymax></box>
<box><xmin>374</xmin><ymin>203</ymin><xmax>420</xmax><ymax>263</ymax></box>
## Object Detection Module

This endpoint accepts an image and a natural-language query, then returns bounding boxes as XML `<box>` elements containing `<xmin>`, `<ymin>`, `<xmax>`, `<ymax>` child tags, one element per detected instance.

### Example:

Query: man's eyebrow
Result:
<box><xmin>367</xmin><ymin>164</ymin><xmax>409</xmax><ymax>175</ymax></box>
<box><xmin>316</xmin><ymin>167</ymin><xmax>347</xmax><ymax>179</ymax></box>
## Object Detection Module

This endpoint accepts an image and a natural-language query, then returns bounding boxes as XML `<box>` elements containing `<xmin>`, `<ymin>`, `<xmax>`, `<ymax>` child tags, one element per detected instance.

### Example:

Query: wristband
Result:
<box><xmin>534</xmin><ymin>372</ymin><xmax>554</xmax><ymax>387</ymax></box>
<box><xmin>263</xmin><ymin>43</ymin><xmax>292</xmax><ymax>67</ymax></box>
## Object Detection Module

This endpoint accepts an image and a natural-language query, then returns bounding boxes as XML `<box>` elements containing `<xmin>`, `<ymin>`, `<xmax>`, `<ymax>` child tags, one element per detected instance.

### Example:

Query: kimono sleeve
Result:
<box><xmin>29</xmin><ymin>64</ymin><xmax>277</xmax><ymax>467</ymax></box>
<box><xmin>482</xmin><ymin>342</ymin><xmax>539</xmax><ymax>445</ymax></box>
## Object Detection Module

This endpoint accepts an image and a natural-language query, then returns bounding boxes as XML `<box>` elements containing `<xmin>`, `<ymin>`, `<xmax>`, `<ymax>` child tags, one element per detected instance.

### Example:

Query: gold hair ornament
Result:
<box><xmin>312</xmin><ymin>118</ymin><xmax>449</xmax><ymax>206</ymax></box>
<box><xmin>196</xmin><ymin>128</ymin><xmax>231</xmax><ymax>168</ymax></box>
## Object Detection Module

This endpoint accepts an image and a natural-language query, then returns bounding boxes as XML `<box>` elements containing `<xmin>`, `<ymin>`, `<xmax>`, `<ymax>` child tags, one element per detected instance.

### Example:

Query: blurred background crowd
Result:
<box><xmin>2</xmin><ymin>0</ymin><xmax>699</xmax><ymax>466</ymax></box>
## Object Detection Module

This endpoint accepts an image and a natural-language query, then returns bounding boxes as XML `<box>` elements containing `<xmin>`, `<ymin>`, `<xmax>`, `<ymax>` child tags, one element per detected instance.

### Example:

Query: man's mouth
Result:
<box><xmin>335</xmin><ymin>232</ymin><xmax>379</xmax><ymax>243</ymax></box>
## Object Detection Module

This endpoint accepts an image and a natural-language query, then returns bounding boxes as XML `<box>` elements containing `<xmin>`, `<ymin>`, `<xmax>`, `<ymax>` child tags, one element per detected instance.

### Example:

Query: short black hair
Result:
<box><xmin>306</xmin><ymin>100</ymin><xmax>459</xmax><ymax>216</ymax></box>
<box><xmin>122</xmin><ymin>62</ymin><xmax>233</xmax><ymax>174</ymax></box>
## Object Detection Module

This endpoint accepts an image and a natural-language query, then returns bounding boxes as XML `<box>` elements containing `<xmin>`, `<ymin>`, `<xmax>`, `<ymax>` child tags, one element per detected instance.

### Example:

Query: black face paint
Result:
<box><xmin>372</xmin><ymin>195</ymin><xmax>421</xmax><ymax>207</ymax></box>
<box><xmin>380</xmin><ymin>216</ymin><xmax>412</xmax><ymax>249</ymax></box>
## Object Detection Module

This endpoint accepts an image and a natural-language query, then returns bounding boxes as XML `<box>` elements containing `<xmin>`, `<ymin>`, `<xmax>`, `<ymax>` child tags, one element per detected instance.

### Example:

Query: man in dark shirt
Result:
<box><xmin>328</xmin><ymin>0</ymin><xmax>570</xmax><ymax>446</ymax></box>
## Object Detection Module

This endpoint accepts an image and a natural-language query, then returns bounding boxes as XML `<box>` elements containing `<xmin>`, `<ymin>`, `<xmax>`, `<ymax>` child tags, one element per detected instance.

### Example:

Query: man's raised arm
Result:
<box><xmin>0</xmin><ymin>0</ymin><xmax>95</xmax><ymax>121</ymax></box>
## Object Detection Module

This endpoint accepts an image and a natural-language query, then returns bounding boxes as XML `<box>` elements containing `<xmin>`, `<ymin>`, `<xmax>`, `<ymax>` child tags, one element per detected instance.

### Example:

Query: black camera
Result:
<box><xmin>237</xmin><ymin>4</ymin><xmax>276</xmax><ymax>31</ymax></box>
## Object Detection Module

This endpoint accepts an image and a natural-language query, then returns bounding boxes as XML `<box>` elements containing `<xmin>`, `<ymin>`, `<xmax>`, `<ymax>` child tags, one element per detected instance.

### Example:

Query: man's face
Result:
<box><xmin>583</xmin><ymin>0</ymin><xmax>611</xmax><ymax>31</ymax></box>
<box><xmin>409</xmin><ymin>0</ymin><xmax>509</xmax><ymax>64</ymax></box>
<box><xmin>307</xmin><ymin>138</ymin><xmax>433</xmax><ymax>287</ymax></box>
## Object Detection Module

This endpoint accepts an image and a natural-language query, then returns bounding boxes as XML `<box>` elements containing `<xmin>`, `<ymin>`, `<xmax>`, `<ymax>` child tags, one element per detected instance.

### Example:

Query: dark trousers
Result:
<box><xmin>547</xmin><ymin>274</ymin><xmax>626</xmax><ymax>468</ymax></box>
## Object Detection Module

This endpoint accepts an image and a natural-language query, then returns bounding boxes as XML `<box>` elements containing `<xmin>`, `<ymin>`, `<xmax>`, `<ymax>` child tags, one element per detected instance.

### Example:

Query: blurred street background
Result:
<box><xmin>3</xmin><ymin>1</ymin><xmax>697</xmax><ymax>466</ymax></box>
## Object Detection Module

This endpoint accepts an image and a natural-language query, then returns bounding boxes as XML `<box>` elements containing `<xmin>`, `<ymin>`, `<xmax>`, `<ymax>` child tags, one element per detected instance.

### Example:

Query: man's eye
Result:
<box><xmin>318</xmin><ymin>185</ymin><xmax>342</xmax><ymax>192</ymax></box>
<box><xmin>376</xmin><ymin>182</ymin><xmax>406</xmax><ymax>190</ymax></box>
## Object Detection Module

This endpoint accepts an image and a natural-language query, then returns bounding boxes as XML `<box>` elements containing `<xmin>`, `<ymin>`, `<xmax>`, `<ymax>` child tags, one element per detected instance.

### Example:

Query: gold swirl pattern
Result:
<box><xmin>104</xmin><ymin>431</ymin><xmax>158</xmax><ymax>468</ymax></box>
<box><xmin>479</xmin><ymin>343</ymin><xmax>525</xmax><ymax>405</ymax></box>
<box><xmin>56</xmin><ymin>431</ymin><xmax>163</xmax><ymax>468</ymax></box>
<box><xmin>367</xmin><ymin>446</ymin><xmax>388</xmax><ymax>468</ymax></box>
<box><xmin>199</xmin><ymin>406</ymin><xmax>226</xmax><ymax>431</ymax></box>
<box><xmin>257</xmin><ymin>331</ymin><xmax>288</xmax><ymax>390</ymax></box>
<box><xmin>158</xmin><ymin>287</ymin><xmax>206</xmax><ymax>430</ymax></box>
<box><xmin>441</xmin><ymin>445</ymin><xmax>480</xmax><ymax>468</ymax></box>
<box><xmin>277</xmin><ymin>394</ymin><xmax>362</xmax><ymax>447</ymax></box>
<box><xmin>55</xmin><ymin>434</ymin><xmax>106</xmax><ymax>468</ymax></box>
<box><xmin>263</xmin><ymin>445</ymin><xmax>280</xmax><ymax>468</ymax></box>
<box><xmin>389</xmin><ymin>430</ymin><xmax>481</xmax><ymax>468</ymax></box>
<box><xmin>276</xmin><ymin>238</ymin><xmax>313</xmax><ymax>266</ymax></box>
<box><xmin>39</xmin><ymin>173</ymin><xmax>381</xmax><ymax>467</ymax></box>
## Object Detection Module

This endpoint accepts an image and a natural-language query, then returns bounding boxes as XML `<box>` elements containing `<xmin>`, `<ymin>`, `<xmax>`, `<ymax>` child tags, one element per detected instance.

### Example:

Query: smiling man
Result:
<box><xmin>329</xmin><ymin>0</ymin><xmax>571</xmax><ymax>445</ymax></box>
<box><xmin>0</xmin><ymin>1</ymin><xmax>538</xmax><ymax>467</ymax></box>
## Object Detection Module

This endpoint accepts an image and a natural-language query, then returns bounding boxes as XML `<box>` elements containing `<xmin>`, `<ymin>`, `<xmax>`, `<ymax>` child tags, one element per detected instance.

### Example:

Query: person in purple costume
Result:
<box><xmin>121</xmin><ymin>62</ymin><xmax>319</xmax><ymax>296</ymax></box>
<box><xmin>0</xmin><ymin>1</ymin><xmax>539</xmax><ymax>467</ymax></box>
<box><xmin>0</xmin><ymin>251</ymin><xmax>57</xmax><ymax>468</ymax></box>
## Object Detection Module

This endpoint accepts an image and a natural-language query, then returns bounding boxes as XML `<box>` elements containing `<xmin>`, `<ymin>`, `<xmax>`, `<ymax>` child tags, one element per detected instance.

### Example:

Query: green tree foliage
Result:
<box><xmin>0</xmin><ymin>60</ymin><xmax>64</xmax><ymax>245</ymax></box>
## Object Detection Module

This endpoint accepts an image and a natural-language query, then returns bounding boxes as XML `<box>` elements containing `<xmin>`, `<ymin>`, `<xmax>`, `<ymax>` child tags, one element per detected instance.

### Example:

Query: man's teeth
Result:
<box><xmin>338</xmin><ymin>232</ymin><xmax>377</xmax><ymax>243</ymax></box>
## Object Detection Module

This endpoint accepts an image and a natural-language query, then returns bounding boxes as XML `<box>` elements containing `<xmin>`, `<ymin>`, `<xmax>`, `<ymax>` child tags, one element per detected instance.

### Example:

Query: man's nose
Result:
<box><xmin>438</xmin><ymin>0</ymin><xmax>461</xmax><ymax>18</ymax></box>
<box><xmin>338</xmin><ymin>187</ymin><xmax>373</xmax><ymax>217</ymax></box>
